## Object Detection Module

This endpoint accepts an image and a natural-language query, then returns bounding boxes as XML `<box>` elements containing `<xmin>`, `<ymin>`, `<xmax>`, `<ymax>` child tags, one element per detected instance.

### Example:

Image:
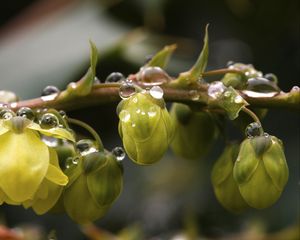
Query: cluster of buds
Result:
<box><xmin>0</xmin><ymin>106</ymin><xmax>123</xmax><ymax>223</ymax></box>
<box><xmin>211</xmin><ymin>124</ymin><xmax>289</xmax><ymax>212</ymax></box>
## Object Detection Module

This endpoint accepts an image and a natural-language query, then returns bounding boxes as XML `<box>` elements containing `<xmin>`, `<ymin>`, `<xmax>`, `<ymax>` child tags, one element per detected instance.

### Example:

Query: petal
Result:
<box><xmin>28</xmin><ymin>122</ymin><xmax>75</xmax><ymax>142</ymax></box>
<box><xmin>0</xmin><ymin>130</ymin><xmax>49</xmax><ymax>202</ymax></box>
<box><xmin>263</xmin><ymin>137</ymin><xmax>289</xmax><ymax>191</ymax></box>
<box><xmin>0</xmin><ymin>121</ymin><xmax>9</xmax><ymax>136</ymax></box>
<box><xmin>233</xmin><ymin>139</ymin><xmax>259</xmax><ymax>184</ymax></box>
<box><xmin>31</xmin><ymin>179</ymin><xmax>64</xmax><ymax>215</ymax></box>
<box><xmin>46</xmin><ymin>148</ymin><xmax>68</xmax><ymax>186</ymax></box>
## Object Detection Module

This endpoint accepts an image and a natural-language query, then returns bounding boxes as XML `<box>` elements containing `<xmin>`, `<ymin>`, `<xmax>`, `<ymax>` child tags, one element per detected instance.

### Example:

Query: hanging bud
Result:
<box><xmin>62</xmin><ymin>150</ymin><xmax>123</xmax><ymax>223</ymax></box>
<box><xmin>211</xmin><ymin>143</ymin><xmax>249</xmax><ymax>213</ymax></box>
<box><xmin>117</xmin><ymin>91</ymin><xmax>174</xmax><ymax>165</ymax></box>
<box><xmin>170</xmin><ymin>103</ymin><xmax>218</xmax><ymax>159</ymax></box>
<box><xmin>233</xmin><ymin>135</ymin><xmax>289</xmax><ymax>209</ymax></box>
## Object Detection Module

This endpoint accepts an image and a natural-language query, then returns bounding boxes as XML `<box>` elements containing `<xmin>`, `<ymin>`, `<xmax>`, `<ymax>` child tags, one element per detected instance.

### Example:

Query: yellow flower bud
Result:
<box><xmin>170</xmin><ymin>103</ymin><xmax>218</xmax><ymax>159</ymax></box>
<box><xmin>211</xmin><ymin>144</ymin><xmax>248</xmax><ymax>213</ymax></box>
<box><xmin>233</xmin><ymin>135</ymin><xmax>289</xmax><ymax>209</ymax></box>
<box><xmin>118</xmin><ymin>92</ymin><xmax>174</xmax><ymax>165</ymax></box>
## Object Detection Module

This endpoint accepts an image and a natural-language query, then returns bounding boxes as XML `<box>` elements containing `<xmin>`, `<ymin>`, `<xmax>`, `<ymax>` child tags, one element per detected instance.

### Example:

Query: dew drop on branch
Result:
<box><xmin>16</xmin><ymin>107</ymin><xmax>35</xmax><ymax>120</ymax></box>
<box><xmin>41</xmin><ymin>86</ymin><xmax>60</xmax><ymax>102</ymax></box>
<box><xmin>119</xmin><ymin>82</ymin><xmax>136</xmax><ymax>99</ymax></box>
<box><xmin>39</xmin><ymin>113</ymin><xmax>59</xmax><ymax>129</ymax></box>
<box><xmin>105</xmin><ymin>72</ymin><xmax>125</xmax><ymax>83</ymax></box>
<box><xmin>245</xmin><ymin>122</ymin><xmax>262</xmax><ymax>138</ymax></box>
<box><xmin>76</xmin><ymin>139</ymin><xmax>97</xmax><ymax>156</ymax></box>
<box><xmin>0</xmin><ymin>109</ymin><xmax>15</xmax><ymax>120</ymax></box>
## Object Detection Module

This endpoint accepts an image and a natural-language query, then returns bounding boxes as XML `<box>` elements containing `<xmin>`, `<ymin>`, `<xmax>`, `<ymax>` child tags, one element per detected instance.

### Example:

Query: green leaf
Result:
<box><xmin>173</xmin><ymin>24</ymin><xmax>209</xmax><ymax>86</ymax></box>
<box><xmin>146</xmin><ymin>44</ymin><xmax>177</xmax><ymax>69</ymax></box>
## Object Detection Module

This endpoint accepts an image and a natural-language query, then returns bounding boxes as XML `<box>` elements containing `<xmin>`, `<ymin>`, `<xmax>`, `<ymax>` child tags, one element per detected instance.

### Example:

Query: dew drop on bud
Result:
<box><xmin>41</xmin><ymin>86</ymin><xmax>60</xmax><ymax>101</ymax></box>
<box><xmin>149</xmin><ymin>86</ymin><xmax>164</xmax><ymax>99</ymax></box>
<box><xmin>208</xmin><ymin>81</ymin><xmax>226</xmax><ymax>99</ymax></box>
<box><xmin>76</xmin><ymin>139</ymin><xmax>97</xmax><ymax>156</ymax></box>
<box><xmin>72</xmin><ymin>156</ymin><xmax>80</xmax><ymax>165</ymax></box>
<box><xmin>245</xmin><ymin>122</ymin><xmax>262</xmax><ymax>138</ymax></box>
<box><xmin>119</xmin><ymin>82</ymin><xmax>136</xmax><ymax>99</ymax></box>
<box><xmin>16</xmin><ymin>107</ymin><xmax>35</xmax><ymax>120</ymax></box>
<box><xmin>40</xmin><ymin>113</ymin><xmax>59</xmax><ymax>129</ymax></box>
<box><xmin>0</xmin><ymin>109</ymin><xmax>15</xmax><ymax>120</ymax></box>
<box><xmin>112</xmin><ymin>146</ymin><xmax>126</xmax><ymax>161</ymax></box>
<box><xmin>65</xmin><ymin>157</ymin><xmax>73</xmax><ymax>169</ymax></box>
<box><xmin>234</xmin><ymin>95</ymin><xmax>243</xmax><ymax>104</ymax></box>
<box><xmin>119</xmin><ymin>110</ymin><xmax>131</xmax><ymax>122</ymax></box>
<box><xmin>106</xmin><ymin>72</ymin><xmax>125</xmax><ymax>83</ymax></box>
<box><xmin>148</xmin><ymin>106</ymin><xmax>157</xmax><ymax>118</ymax></box>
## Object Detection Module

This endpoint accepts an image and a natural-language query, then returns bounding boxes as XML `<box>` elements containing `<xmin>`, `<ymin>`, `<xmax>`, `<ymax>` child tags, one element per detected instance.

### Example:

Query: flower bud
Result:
<box><xmin>170</xmin><ymin>103</ymin><xmax>218</xmax><ymax>159</ymax></box>
<box><xmin>117</xmin><ymin>92</ymin><xmax>174</xmax><ymax>165</ymax></box>
<box><xmin>233</xmin><ymin>135</ymin><xmax>289</xmax><ymax>209</ymax></box>
<box><xmin>211</xmin><ymin>143</ymin><xmax>249</xmax><ymax>213</ymax></box>
<box><xmin>62</xmin><ymin>150</ymin><xmax>123</xmax><ymax>223</ymax></box>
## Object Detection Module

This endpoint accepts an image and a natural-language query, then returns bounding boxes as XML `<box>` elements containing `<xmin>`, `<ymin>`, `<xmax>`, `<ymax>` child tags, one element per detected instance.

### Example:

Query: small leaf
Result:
<box><xmin>173</xmin><ymin>24</ymin><xmax>209</xmax><ymax>86</ymax></box>
<box><xmin>146</xmin><ymin>44</ymin><xmax>177</xmax><ymax>69</ymax></box>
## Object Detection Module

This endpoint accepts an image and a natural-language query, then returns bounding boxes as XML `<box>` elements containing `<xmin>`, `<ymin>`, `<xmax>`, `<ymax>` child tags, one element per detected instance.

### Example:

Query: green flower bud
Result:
<box><xmin>211</xmin><ymin>143</ymin><xmax>249</xmax><ymax>213</ymax></box>
<box><xmin>170</xmin><ymin>103</ymin><xmax>218</xmax><ymax>159</ymax></box>
<box><xmin>117</xmin><ymin>92</ymin><xmax>174</xmax><ymax>165</ymax></box>
<box><xmin>62</xmin><ymin>150</ymin><xmax>123</xmax><ymax>223</ymax></box>
<box><xmin>233</xmin><ymin>135</ymin><xmax>289</xmax><ymax>209</ymax></box>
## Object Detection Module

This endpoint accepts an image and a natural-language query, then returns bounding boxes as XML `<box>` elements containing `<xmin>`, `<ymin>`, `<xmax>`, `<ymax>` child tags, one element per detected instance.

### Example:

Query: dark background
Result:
<box><xmin>0</xmin><ymin>0</ymin><xmax>299</xmax><ymax>239</ymax></box>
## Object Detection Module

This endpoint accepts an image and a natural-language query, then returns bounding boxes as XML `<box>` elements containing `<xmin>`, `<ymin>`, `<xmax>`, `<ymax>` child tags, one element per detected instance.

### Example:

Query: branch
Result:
<box><xmin>9</xmin><ymin>81</ymin><xmax>300</xmax><ymax>112</ymax></box>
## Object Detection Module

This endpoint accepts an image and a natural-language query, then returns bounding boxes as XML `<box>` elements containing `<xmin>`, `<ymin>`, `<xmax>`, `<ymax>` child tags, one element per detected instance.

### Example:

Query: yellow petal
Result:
<box><xmin>28</xmin><ymin>122</ymin><xmax>75</xmax><ymax>142</ymax></box>
<box><xmin>0</xmin><ymin>121</ymin><xmax>9</xmax><ymax>136</ymax></box>
<box><xmin>46</xmin><ymin>148</ymin><xmax>68</xmax><ymax>186</ymax></box>
<box><xmin>0</xmin><ymin>130</ymin><xmax>49</xmax><ymax>202</ymax></box>
<box><xmin>31</xmin><ymin>179</ymin><xmax>64</xmax><ymax>215</ymax></box>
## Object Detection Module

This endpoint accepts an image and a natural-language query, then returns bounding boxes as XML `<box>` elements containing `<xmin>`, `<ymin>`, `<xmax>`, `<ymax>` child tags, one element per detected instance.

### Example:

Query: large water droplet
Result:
<box><xmin>247</xmin><ymin>77</ymin><xmax>279</xmax><ymax>92</ymax></box>
<box><xmin>242</xmin><ymin>90</ymin><xmax>278</xmax><ymax>98</ymax></box>
<box><xmin>119</xmin><ymin>82</ymin><xmax>136</xmax><ymax>99</ymax></box>
<box><xmin>119</xmin><ymin>110</ymin><xmax>131</xmax><ymax>122</ymax></box>
<box><xmin>139</xmin><ymin>66</ymin><xmax>170</xmax><ymax>85</ymax></box>
<box><xmin>0</xmin><ymin>109</ymin><xmax>15</xmax><ymax>120</ymax></box>
<box><xmin>245</xmin><ymin>122</ymin><xmax>262</xmax><ymax>138</ymax></box>
<box><xmin>76</xmin><ymin>139</ymin><xmax>97</xmax><ymax>156</ymax></box>
<box><xmin>41</xmin><ymin>86</ymin><xmax>60</xmax><ymax>101</ymax></box>
<box><xmin>42</xmin><ymin>136</ymin><xmax>59</xmax><ymax>147</ymax></box>
<box><xmin>208</xmin><ymin>81</ymin><xmax>226</xmax><ymax>99</ymax></box>
<box><xmin>16</xmin><ymin>107</ymin><xmax>35</xmax><ymax>120</ymax></box>
<box><xmin>149</xmin><ymin>86</ymin><xmax>164</xmax><ymax>99</ymax></box>
<box><xmin>112</xmin><ymin>146</ymin><xmax>126</xmax><ymax>161</ymax></box>
<box><xmin>39</xmin><ymin>113</ymin><xmax>59</xmax><ymax>129</ymax></box>
<box><xmin>291</xmin><ymin>86</ymin><xmax>299</xmax><ymax>92</ymax></box>
<box><xmin>106</xmin><ymin>72</ymin><xmax>125</xmax><ymax>83</ymax></box>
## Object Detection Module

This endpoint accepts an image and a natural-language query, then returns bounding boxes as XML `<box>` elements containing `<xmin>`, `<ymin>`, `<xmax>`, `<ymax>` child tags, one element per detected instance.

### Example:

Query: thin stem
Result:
<box><xmin>202</xmin><ymin>68</ymin><xmax>243</xmax><ymax>77</ymax></box>
<box><xmin>242</xmin><ymin>107</ymin><xmax>264</xmax><ymax>134</ymax></box>
<box><xmin>67</xmin><ymin>118</ymin><xmax>104</xmax><ymax>151</ymax></box>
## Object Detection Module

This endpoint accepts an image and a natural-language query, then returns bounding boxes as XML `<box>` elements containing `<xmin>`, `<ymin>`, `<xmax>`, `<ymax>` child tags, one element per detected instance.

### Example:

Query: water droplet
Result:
<box><xmin>247</xmin><ymin>77</ymin><xmax>279</xmax><ymax>93</ymax></box>
<box><xmin>245</xmin><ymin>122</ymin><xmax>262</xmax><ymax>138</ymax></box>
<box><xmin>68</xmin><ymin>82</ymin><xmax>77</xmax><ymax>89</ymax></box>
<box><xmin>76</xmin><ymin>139</ymin><xmax>97</xmax><ymax>156</ymax></box>
<box><xmin>136</xmin><ymin>108</ymin><xmax>141</xmax><ymax>114</ymax></box>
<box><xmin>41</xmin><ymin>86</ymin><xmax>60</xmax><ymax>101</ymax></box>
<box><xmin>10</xmin><ymin>102</ymin><xmax>18</xmax><ymax>108</ymax></box>
<box><xmin>131</xmin><ymin>123</ymin><xmax>136</xmax><ymax>127</ymax></box>
<box><xmin>119</xmin><ymin>82</ymin><xmax>136</xmax><ymax>99</ymax></box>
<box><xmin>148</xmin><ymin>106</ymin><xmax>157</xmax><ymax>117</ymax></box>
<box><xmin>72</xmin><ymin>157</ymin><xmax>80</xmax><ymax>165</ymax></box>
<box><xmin>226</xmin><ymin>61</ymin><xmax>235</xmax><ymax>67</ymax></box>
<box><xmin>149</xmin><ymin>86</ymin><xmax>164</xmax><ymax>99</ymax></box>
<box><xmin>234</xmin><ymin>95</ymin><xmax>244</xmax><ymax>104</ymax></box>
<box><xmin>112</xmin><ymin>146</ymin><xmax>126</xmax><ymax>161</ymax></box>
<box><xmin>16</xmin><ymin>107</ymin><xmax>35</xmax><ymax>120</ymax></box>
<box><xmin>208</xmin><ymin>81</ymin><xmax>226</xmax><ymax>99</ymax></box>
<box><xmin>141</xmin><ymin>111</ymin><xmax>146</xmax><ymax>115</ymax></box>
<box><xmin>94</xmin><ymin>77</ymin><xmax>101</xmax><ymax>84</ymax></box>
<box><xmin>106</xmin><ymin>72</ymin><xmax>125</xmax><ymax>83</ymax></box>
<box><xmin>224</xmin><ymin>91</ymin><xmax>232</xmax><ymax>98</ymax></box>
<box><xmin>263</xmin><ymin>132</ymin><xmax>269</xmax><ymax>138</ymax></box>
<box><xmin>291</xmin><ymin>86</ymin><xmax>299</xmax><ymax>92</ymax></box>
<box><xmin>39</xmin><ymin>113</ymin><xmax>59</xmax><ymax>129</ymax></box>
<box><xmin>0</xmin><ymin>109</ymin><xmax>15</xmax><ymax>120</ymax></box>
<box><xmin>189</xmin><ymin>90</ymin><xmax>199</xmax><ymax>100</ymax></box>
<box><xmin>42</xmin><ymin>136</ymin><xmax>59</xmax><ymax>147</ymax></box>
<box><xmin>139</xmin><ymin>67</ymin><xmax>170</xmax><ymax>85</ymax></box>
<box><xmin>119</xmin><ymin>110</ymin><xmax>131</xmax><ymax>122</ymax></box>
<box><xmin>132</xmin><ymin>97</ymin><xmax>138</xmax><ymax>103</ymax></box>
<box><xmin>264</xmin><ymin>73</ymin><xmax>277</xmax><ymax>83</ymax></box>
<box><xmin>243</xmin><ymin>90</ymin><xmax>278</xmax><ymax>98</ymax></box>
<box><xmin>59</xmin><ymin>110</ymin><xmax>67</xmax><ymax>118</ymax></box>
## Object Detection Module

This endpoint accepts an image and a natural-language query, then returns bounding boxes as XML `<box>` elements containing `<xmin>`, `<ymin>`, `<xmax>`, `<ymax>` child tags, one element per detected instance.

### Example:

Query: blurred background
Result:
<box><xmin>0</xmin><ymin>0</ymin><xmax>299</xmax><ymax>239</ymax></box>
